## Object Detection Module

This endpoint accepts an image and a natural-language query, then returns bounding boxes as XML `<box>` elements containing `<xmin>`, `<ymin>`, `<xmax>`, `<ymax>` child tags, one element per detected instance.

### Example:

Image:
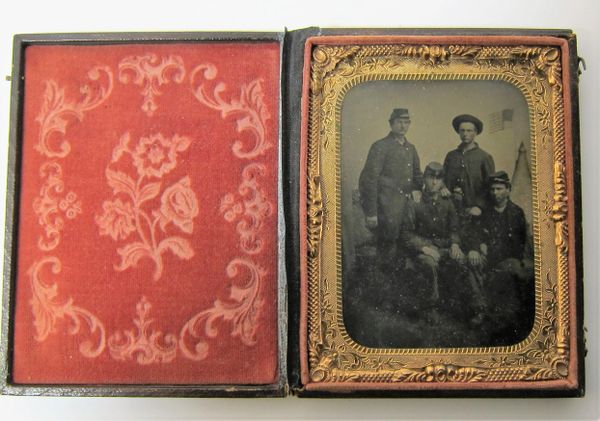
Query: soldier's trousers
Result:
<box><xmin>413</xmin><ymin>249</ymin><xmax>460</xmax><ymax>306</ymax></box>
<box><xmin>376</xmin><ymin>238</ymin><xmax>406</xmax><ymax>272</ymax></box>
<box><xmin>482</xmin><ymin>257</ymin><xmax>535</xmax><ymax>344</ymax></box>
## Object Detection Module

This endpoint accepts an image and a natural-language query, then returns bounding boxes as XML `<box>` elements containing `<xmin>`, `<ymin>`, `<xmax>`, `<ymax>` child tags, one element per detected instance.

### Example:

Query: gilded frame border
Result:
<box><xmin>300</xmin><ymin>35</ymin><xmax>582</xmax><ymax>394</ymax></box>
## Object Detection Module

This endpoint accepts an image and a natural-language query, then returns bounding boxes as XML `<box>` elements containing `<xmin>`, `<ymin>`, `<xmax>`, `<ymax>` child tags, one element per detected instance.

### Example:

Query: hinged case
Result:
<box><xmin>1</xmin><ymin>28</ymin><xmax>585</xmax><ymax>398</ymax></box>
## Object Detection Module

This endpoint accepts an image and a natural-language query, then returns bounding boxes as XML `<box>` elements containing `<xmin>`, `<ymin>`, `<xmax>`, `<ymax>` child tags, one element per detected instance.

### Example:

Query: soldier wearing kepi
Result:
<box><xmin>467</xmin><ymin>171</ymin><xmax>534</xmax><ymax>335</ymax></box>
<box><xmin>359</xmin><ymin>108</ymin><xmax>423</xmax><ymax>270</ymax></box>
<box><xmin>442</xmin><ymin>114</ymin><xmax>495</xmax><ymax>216</ymax></box>
<box><xmin>404</xmin><ymin>162</ymin><xmax>465</xmax><ymax>323</ymax></box>
<box><xmin>478</xmin><ymin>171</ymin><xmax>530</xmax><ymax>276</ymax></box>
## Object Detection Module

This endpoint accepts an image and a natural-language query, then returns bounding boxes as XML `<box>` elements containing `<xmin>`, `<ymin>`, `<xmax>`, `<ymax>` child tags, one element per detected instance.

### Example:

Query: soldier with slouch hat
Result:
<box><xmin>442</xmin><ymin>114</ymin><xmax>495</xmax><ymax>215</ymax></box>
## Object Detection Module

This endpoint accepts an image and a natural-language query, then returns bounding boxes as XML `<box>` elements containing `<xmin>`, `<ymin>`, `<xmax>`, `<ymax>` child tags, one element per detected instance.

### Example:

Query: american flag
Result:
<box><xmin>489</xmin><ymin>108</ymin><xmax>514</xmax><ymax>133</ymax></box>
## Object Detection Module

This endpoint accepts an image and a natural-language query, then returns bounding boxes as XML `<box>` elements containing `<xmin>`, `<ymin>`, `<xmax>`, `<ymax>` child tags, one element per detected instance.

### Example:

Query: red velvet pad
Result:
<box><xmin>12</xmin><ymin>42</ymin><xmax>280</xmax><ymax>384</ymax></box>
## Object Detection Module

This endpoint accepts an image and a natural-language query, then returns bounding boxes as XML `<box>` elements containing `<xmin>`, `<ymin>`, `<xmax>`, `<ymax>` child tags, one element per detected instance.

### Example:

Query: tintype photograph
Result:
<box><xmin>342</xmin><ymin>81</ymin><xmax>535</xmax><ymax>349</ymax></box>
<box><xmin>303</xmin><ymin>35</ymin><xmax>582</xmax><ymax>394</ymax></box>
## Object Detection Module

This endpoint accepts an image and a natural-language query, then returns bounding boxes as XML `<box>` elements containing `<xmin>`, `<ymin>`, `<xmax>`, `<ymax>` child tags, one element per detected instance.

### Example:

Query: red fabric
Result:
<box><xmin>12</xmin><ymin>43</ymin><xmax>280</xmax><ymax>384</ymax></box>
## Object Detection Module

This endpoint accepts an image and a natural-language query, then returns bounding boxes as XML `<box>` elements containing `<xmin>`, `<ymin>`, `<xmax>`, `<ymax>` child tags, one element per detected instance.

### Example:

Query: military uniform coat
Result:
<box><xmin>479</xmin><ymin>199</ymin><xmax>527</xmax><ymax>267</ymax></box>
<box><xmin>404</xmin><ymin>191</ymin><xmax>460</xmax><ymax>252</ymax></box>
<box><xmin>359</xmin><ymin>132</ymin><xmax>423</xmax><ymax>241</ymax></box>
<box><xmin>443</xmin><ymin>142</ymin><xmax>495</xmax><ymax>209</ymax></box>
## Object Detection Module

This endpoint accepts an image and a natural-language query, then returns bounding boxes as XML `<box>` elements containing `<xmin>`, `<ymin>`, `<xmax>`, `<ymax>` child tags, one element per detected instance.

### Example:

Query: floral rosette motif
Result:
<box><xmin>131</xmin><ymin>133</ymin><xmax>182</xmax><ymax>178</ymax></box>
<box><xmin>158</xmin><ymin>178</ymin><xmax>199</xmax><ymax>234</ymax></box>
<box><xmin>96</xmin><ymin>132</ymin><xmax>198</xmax><ymax>281</ymax></box>
<box><xmin>96</xmin><ymin>198</ymin><xmax>135</xmax><ymax>241</ymax></box>
<box><xmin>33</xmin><ymin>162</ymin><xmax>83</xmax><ymax>251</ymax></box>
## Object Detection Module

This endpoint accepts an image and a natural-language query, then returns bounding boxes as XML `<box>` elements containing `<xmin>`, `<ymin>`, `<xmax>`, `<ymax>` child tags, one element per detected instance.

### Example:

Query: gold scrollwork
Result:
<box><xmin>552</xmin><ymin>162</ymin><xmax>569</xmax><ymax>249</ymax></box>
<box><xmin>311</xmin><ymin>46</ymin><xmax>361</xmax><ymax>94</ymax></box>
<box><xmin>306</xmin><ymin>43</ymin><xmax>572</xmax><ymax>386</ymax></box>
<box><xmin>307</xmin><ymin>176</ymin><xmax>324</xmax><ymax>259</ymax></box>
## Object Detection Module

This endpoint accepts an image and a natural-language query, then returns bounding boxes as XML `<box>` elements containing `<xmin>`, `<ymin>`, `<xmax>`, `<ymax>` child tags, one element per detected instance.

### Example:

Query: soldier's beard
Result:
<box><xmin>494</xmin><ymin>196</ymin><xmax>509</xmax><ymax>208</ymax></box>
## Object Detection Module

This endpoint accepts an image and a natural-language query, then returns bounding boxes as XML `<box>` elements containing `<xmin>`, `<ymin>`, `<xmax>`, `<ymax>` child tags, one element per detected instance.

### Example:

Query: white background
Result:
<box><xmin>0</xmin><ymin>0</ymin><xmax>598</xmax><ymax>419</ymax></box>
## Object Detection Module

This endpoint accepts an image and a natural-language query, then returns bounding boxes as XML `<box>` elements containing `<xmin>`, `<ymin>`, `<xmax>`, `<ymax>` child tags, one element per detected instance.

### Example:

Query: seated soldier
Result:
<box><xmin>479</xmin><ymin>171</ymin><xmax>530</xmax><ymax>275</ymax></box>
<box><xmin>468</xmin><ymin>171</ymin><xmax>534</xmax><ymax>340</ymax></box>
<box><xmin>404</xmin><ymin>162</ymin><xmax>466</xmax><ymax>323</ymax></box>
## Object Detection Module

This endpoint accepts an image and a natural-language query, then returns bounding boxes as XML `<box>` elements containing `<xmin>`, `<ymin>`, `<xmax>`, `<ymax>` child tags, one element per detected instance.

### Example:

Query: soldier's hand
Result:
<box><xmin>468</xmin><ymin>206</ymin><xmax>482</xmax><ymax>216</ymax></box>
<box><xmin>422</xmin><ymin>246</ymin><xmax>441</xmax><ymax>263</ymax></box>
<box><xmin>440</xmin><ymin>186</ymin><xmax>451</xmax><ymax>197</ymax></box>
<box><xmin>468</xmin><ymin>250</ymin><xmax>483</xmax><ymax>267</ymax></box>
<box><xmin>480</xmin><ymin>243</ymin><xmax>488</xmax><ymax>256</ymax></box>
<box><xmin>411</xmin><ymin>190</ymin><xmax>422</xmax><ymax>203</ymax></box>
<box><xmin>450</xmin><ymin>243</ymin><xmax>465</xmax><ymax>262</ymax></box>
<box><xmin>365</xmin><ymin>215</ymin><xmax>378</xmax><ymax>230</ymax></box>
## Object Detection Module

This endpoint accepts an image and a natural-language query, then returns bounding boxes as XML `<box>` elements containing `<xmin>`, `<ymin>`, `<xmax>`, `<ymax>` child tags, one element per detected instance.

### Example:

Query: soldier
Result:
<box><xmin>442</xmin><ymin>114</ymin><xmax>495</xmax><ymax>216</ymax></box>
<box><xmin>438</xmin><ymin>115</ymin><xmax>495</xmax><ymax>325</ymax></box>
<box><xmin>404</xmin><ymin>162</ymin><xmax>465</xmax><ymax>323</ymax></box>
<box><xmin>359</xmin><ymin>108</ymin><xmax>423</xmax><ymax>270</ymax></box>
<box><xmin>467</xmin><ymin>171</ymin><xmax>534</xmax><ymax>335</ymax></box>
<box><xmin>477</xmin><ymin>171</ymin><xmax>530</xmax><ymax>275</ymax></box>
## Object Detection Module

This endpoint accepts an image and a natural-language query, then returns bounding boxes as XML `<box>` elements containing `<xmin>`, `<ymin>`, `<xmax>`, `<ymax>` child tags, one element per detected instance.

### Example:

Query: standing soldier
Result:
<box><xmin>441</xmin><ymin>114</ymin><xmax>495</xmax><ymax>324</ymax></box>
<box><xmin>359</xmin><ymin>108</ymin><xmax>423</xmax><ymax>270</ymax></box>
<box><xmin>442</xmin><ymin>114</ymin><xmax>495</xmax><ymax>216</ymax></box>
<box><xmin>404</xmin><ymin>162</ymin><xmax>465</xmax><ymax>323</ymax></box>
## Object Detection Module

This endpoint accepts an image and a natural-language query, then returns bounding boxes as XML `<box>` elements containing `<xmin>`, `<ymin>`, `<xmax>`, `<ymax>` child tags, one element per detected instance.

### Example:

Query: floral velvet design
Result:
<box><xmin>13</xmin><ymin>43</ymin><xmax>280</xmax><ymax>385</ymax></box>
<box><xmin>96</xmin><ymin>132</ymin><xmax>198</xmax><ymax>281</ymax></box>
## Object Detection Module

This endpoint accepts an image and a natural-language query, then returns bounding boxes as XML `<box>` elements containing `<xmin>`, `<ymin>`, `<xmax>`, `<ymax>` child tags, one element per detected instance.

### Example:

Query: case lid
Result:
<box><xmin>2</xmin><ymin>33</ymin><xmax>286</xmax><ymax>396</ymax></box>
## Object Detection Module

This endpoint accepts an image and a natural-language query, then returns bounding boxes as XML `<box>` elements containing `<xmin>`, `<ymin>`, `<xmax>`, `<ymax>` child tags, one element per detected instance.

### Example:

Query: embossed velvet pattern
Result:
<box><xmin>12</xmin><ymin>43</ymin><xmax>280</xmax><ymax>384</ymax></box>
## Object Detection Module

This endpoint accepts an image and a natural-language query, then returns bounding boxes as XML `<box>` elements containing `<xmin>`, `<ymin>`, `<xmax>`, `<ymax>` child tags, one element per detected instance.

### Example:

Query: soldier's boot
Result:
<box><xmin>415</xmin><ymin>255</ymin><xmax>441</xmax><ymax>325</ymax></box>
<box><xmin>431</xmin><ymin>268</ymin><xmax>440</xmax><ymax>302</ymax></box>
<box><xmin>377</xmin><ymin>242</ymin><xmax>393</xmax><ymax>272</ymax></box>
<box><xmin>467</xmin><ymin>267</ymin><xmax>488</xmax><ymax>326</ymax></box>
<box><xmin>427</xmin><ymin>306</ymin><xmax>441</xmax><ymax>325</ymax></box>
